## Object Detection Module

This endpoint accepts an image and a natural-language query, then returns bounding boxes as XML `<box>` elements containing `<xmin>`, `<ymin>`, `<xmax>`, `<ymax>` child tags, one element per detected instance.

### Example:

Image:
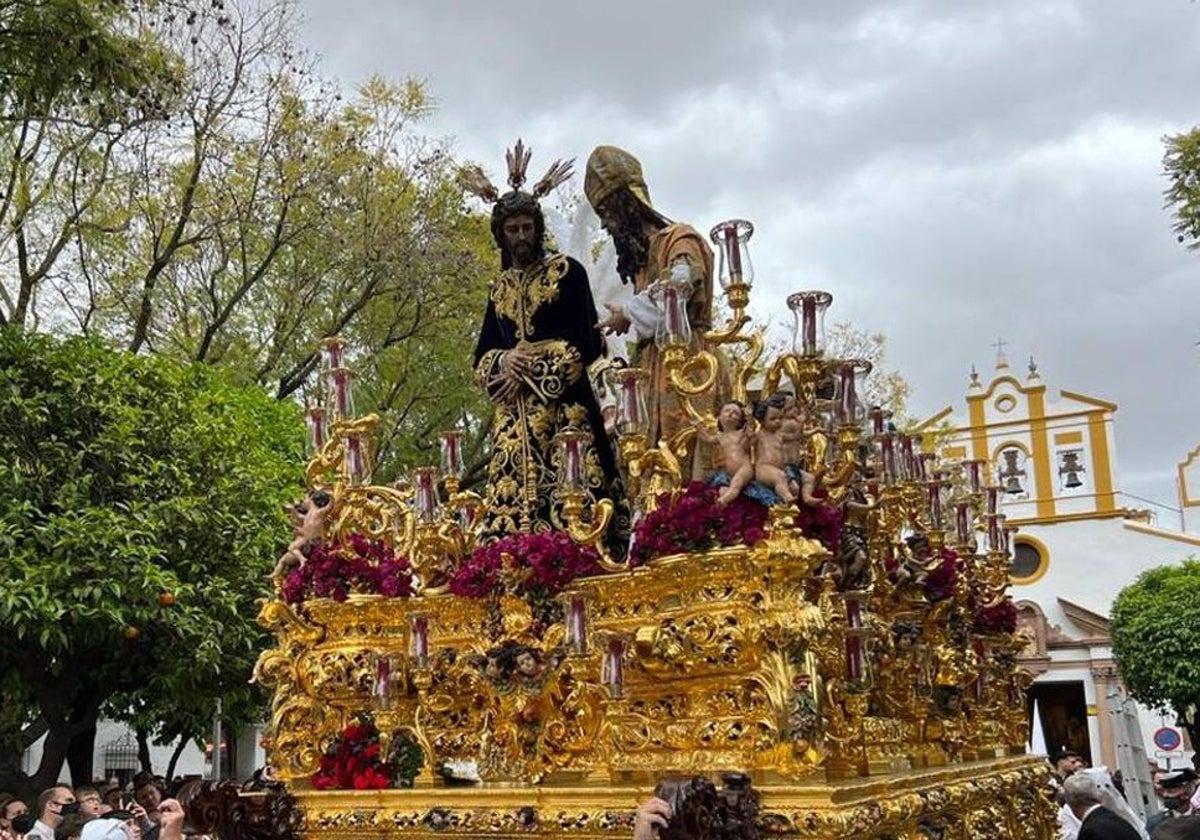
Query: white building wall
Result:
<box><xmin>22</xmin><ymin>722</ymin><xmax>210</xmax><ymax>786</ymax></box>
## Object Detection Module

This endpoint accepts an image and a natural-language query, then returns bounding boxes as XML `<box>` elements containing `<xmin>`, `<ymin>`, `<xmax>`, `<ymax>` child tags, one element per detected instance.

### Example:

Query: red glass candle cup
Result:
<box><xmin>655</xmin><ymin>278</ymin><xmax>692</xmax><ymax>349</ymax></box>
<box><xmin>410</xmin><ymin>616</ymin><xmax>429</xmax><ymax>666</ymax></box>
<box><xmin>603</xmin><ymin>637</ymin><xmax>625</xmax><ymax>697</ymax></box>
<box><xmin>440</xmin><ymin>430</ymin><xmax>465</xmax><ymax>479</ymax></box>
<box><xmin>787</xmin><ymin>290</ymin><xmax>833</xmax><ymax>357</ymax></box>
<box><xmin>606</xmin><ymin>367</ymin><xmax>650</xmax><ymax>438</ymax></box>
<box><xmin>345</xmin><ymin>432</ymin><xmax>369</xmax><ymax>484</ymax></box>
<box><xmin>567</xmin><ymin>596</ymin><xmax>588</xmax><ymax>655</ymax></box>
<box><xmin>321</xmin><ymin>336</ymin><xmax>344</xmax><ymax>371</ymax></box>
<box><xmin>708</xmin><ymin>219</ymin><xmax>755</xmax><ymax>290</ymax></box>
<box><xmin>835</xmin><ymin>359</ymin><xmax>873</xmax><ymax>426</ymax></box>
<box><xmin>555</xmin><ymin>430</ymin><xmax>591</xmax><ymax>491</ymax></box>
<box><xmin>413</xmin><ymin>467</ymin><xmax>440</xmax><ymax>523</ymax></box>
<box><xmin>307</xmin><ymin>407</ymin><xmax>327</xmax><ymax>452</ymax></box>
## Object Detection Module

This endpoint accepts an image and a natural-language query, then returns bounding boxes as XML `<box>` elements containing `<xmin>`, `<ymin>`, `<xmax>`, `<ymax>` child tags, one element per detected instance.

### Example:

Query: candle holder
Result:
<box><xmin>709</xmin><ymin>219</ymin><xmax>755</xmax><ymax>310</ymax></box>
<box><xmin>321</xmin><ymin>335</ymin><xmax>345</xmax><ymax>370</ymax></box>
<box><xmin>345</xmin><ymin>431</ymin><xmax>370</xmax><ymax>485</ymax></box>
<box><xmin>561</xmin><ymin>592</ymin><xmax>590</xmax><ymax>656</ymax></box>
<box><xmin>555</xmin><ymin>430</ymin><xmax>591</xmax><ymax>493</ymax></box>
<box><xmin>606</xmin><ymin>366</ymin><xmax>651</xmax><ymax>439</ymax></box>
<box><xmin>835</xmin><ymin>359</ymin><xmax>872</xmax><ymax>427</ymax></box>
<box><xmin>440</xmin><ymin>430</ymin><xmax>466</xmax><ymax>494</ymax></box>
<box><xmin>409</xmin><ymin>615</ymin><xmax>430</xmax><ymax>669</ymax></box>
<box><xmin>787</xmin><ymin>290</ymin><xmax>833</xmax><ymax>357</ymax></box>
<box><xmin>306</xmin><ymin>407</ymin><xmax>327</xmax><ymax>453</ymax></box>
<box><xmin>954</xmin><ymin>500</ymin><xmax>973</xmax><ymax>548</ymax></box>
<box><xmin>655</xmin><ymin>275</ymin><xmax>693</xmax><ymax>350</ymax></box>
<box><xmin>703</xmin><ymin>219</ymin><xmax>763</xmax><ymax>404</ymax></box>
<box><xmin>412</xmin><ymin>467</ymin><xmax>441</xmax><ymax>524</ymax></box>
<box><xmin>374</xmin><ymin>653</ymin><xmax>404</xmax><ymax>711</ymax></box>
<box><xmin>962</xmin><ymin>460</ymin><xmax>982</xmax><ymax>495</ymax></box>
<box><xmin>601</xmin><ymin>636</ymin><xmax>626</xmax><ymax>699</ymax></box>
<box><xmin>326</xmin><ymin>368</ymin><xmax>356</xmax><ymax>421</ymax></box>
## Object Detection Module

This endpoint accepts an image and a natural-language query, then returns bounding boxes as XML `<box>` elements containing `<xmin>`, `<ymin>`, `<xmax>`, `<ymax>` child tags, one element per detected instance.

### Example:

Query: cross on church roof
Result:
<box><xmin>992</xmin><ymin>337</ymin><xmax>1010</xmax><ymax>369</ymax></box>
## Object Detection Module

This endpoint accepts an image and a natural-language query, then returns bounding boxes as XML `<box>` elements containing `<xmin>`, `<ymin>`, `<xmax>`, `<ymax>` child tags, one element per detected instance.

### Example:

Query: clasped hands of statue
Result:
<box><xmin>495</xmin><ymin>345</ymin><xmax>536</xmax><ymax>404</ymax></box>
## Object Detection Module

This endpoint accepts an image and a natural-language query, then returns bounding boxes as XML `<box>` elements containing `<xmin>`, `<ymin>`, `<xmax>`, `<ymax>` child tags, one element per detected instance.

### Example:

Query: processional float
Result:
<box><xmin>252</xmin><ymin>220</ymin><xmax>1058</xmax><ymax>840</ymax></box>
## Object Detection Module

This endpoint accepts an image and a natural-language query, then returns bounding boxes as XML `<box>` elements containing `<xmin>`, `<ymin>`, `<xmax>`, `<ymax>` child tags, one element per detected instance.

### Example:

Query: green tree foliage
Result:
<box><xmin>1164</xmin><ymin>127</ymin><xmax>1200</xmax><ymax>251</ymax></box>
<box><xmin>0</xmin><ymin>329</ymin><xmax>303</xmax><ymax>794</ymax></box>
<box><xmin>0</xmin><ymin>0</ymin><xmax>494</xmax><ymax>478</ymax></box>
<box><xmin>0</xmin><ymin>0</ymin><xmax>496</xmax><ymax>783</ymax></box>
<box><xmin>1110</xmin><ymin>559</ymin><xmax>1200</xmax><ymax>747</ymax></box>
<box><xmin>0</xmin><ymin>0</ymin><xmax>183</xmax><ymax>119</ymax></box>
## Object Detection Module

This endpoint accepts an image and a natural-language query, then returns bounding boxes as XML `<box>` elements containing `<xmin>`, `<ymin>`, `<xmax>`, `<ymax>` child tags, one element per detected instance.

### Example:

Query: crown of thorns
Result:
<box><xmin>456</xmin><ymin>139</ymin><xmax>574</xmax><ymax>204</ymax></box>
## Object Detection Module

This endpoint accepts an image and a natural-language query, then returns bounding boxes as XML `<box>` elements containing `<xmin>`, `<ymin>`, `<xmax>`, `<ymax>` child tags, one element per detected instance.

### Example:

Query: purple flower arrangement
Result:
<box><xmin>630</xmin><ymin>482</ymin><xmax>769</xmax><ymax>566</ymax></box>
<box><xmin>449</xmin><ymin>530</ymin><xmax>603</xmax><ymax>599</ymax></box>
<box><xmin>281</xmin><ymin>534</ymin><xmax>413</xmax><ymax>604</ymax></box>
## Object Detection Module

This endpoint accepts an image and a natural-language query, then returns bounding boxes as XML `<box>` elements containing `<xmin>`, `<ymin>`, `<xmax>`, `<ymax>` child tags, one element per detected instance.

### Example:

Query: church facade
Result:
<box><xmin>918</xmin><ymin>353</ymin><xmax>1200</xmax><ymax>773</ymax></box>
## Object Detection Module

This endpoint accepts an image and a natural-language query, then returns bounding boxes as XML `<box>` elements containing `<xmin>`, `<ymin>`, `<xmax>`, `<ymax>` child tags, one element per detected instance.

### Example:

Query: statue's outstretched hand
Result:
<box><xmin>598</xmin><ymin>303</ymin><xmax>631</xmax><ymax>336</ymax></box>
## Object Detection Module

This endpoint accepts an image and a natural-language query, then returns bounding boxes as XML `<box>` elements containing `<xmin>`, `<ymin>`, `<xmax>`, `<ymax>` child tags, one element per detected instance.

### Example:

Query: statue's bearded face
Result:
<box><xmin>501</xmin><ymin>214</ymin><xmax>538</xmax><ymax>268</ymax></box>
<box><xmin>596</xmin><ymin>189</ymin><xmax>651</xmax><ymax>285</ymax></box>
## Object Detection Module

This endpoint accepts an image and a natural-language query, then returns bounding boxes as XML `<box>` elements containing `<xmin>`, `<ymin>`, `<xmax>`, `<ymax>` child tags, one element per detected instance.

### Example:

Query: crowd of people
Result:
<box><xmin>0</xmin><ymin>772</ymin><xmax>193</xmax><ymax>840</ymax></box>
<box><xmin>1049</xmin><ymin>747</ymin><xmax>1200</xmax><ymax>840</ymax></box>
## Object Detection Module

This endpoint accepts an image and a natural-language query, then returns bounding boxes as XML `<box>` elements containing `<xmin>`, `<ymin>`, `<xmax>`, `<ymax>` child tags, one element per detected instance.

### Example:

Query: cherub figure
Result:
<box><xmin>271</xmin><ymin>489</ymin><xmax>332</xmax><ymax>579</ymax></box>
<box><xmin>775</xmin><ymin>390</ymin><xmax>805</xmax><ymax>466</ymax></box>
<box><xmin>831</xmin><ymin>470</ymin><xmax>876</xmax><ymax>589</ymax></box>
<box><xmin>513</xmin><ymin>647</ymin><xmax>546</xmax><ymax>683</ymax></box>
<box><xmin>697</xmin><ymin>401</ymin><xmax>755</xmax><ymax>505</ymax></box>
<box><xmin>753</xmin><ymin>396</ymin><xmax>801</xmax><ymax>504</ymax></box>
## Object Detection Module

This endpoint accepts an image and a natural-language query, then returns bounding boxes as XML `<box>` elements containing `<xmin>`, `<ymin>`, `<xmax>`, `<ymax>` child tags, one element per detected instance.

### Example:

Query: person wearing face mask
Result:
<box><xmin>1149</xmin><ymin>769</ymin><xmax>1200</xmax><ymax>834</ymax></box>
<box><xmin>0</xmin><ymin>795</ymin><xmax>30</xmax><ymax>840</ymax></box>
<box><xmin>26</xmin><ymin>787</ymin><xmax>78</xmax><ymax>840</ymax></box>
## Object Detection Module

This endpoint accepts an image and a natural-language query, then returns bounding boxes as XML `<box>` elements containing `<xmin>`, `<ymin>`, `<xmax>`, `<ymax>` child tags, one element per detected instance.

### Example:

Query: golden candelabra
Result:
<box><xmin>255</xmin><ymin>224</ymin><xmax>1055</xmax><ymax>840</ymax></box>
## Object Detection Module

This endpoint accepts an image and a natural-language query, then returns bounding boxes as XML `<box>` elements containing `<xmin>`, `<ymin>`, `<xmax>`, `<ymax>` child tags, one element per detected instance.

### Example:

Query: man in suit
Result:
<box><xmin>1064</xmin><ymin>773</ymin><xmax>1146</xmax><ymax>840</ymax></box>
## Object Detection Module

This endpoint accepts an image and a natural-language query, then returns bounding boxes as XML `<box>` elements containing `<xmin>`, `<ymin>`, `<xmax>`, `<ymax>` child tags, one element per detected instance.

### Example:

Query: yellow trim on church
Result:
<box><xmin>1088</xmin><ymin>412</ymin><xmax>1116</xmax><ymax>512</ymax></box>
<box><xmin>1026</xmin><ymin>387</ymin><xmax>1055</xmax><ymax>519</ymax></box>
<box><xmin>1006</xmin><ymin>509</ymin><xmax>1140</xmax><ymax>527</ymax></box>
<box><xmin>967</xmin><ymin>394</ymin><xmax>988</xmax><ymax>463</ymax></box>
<box><xmin>1178</xmin><ymin>445</ymin><xmax>1200</xmax><ymax>508</ymax></box>
<box><xmin>1060</xmin><ymin>390</ymin><xmax>1118</xmax><ymax>412</ymax></box>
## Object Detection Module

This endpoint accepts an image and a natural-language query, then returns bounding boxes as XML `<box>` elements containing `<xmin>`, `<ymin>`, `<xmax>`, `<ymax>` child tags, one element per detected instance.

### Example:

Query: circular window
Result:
<box><xmin>995</xmin><ymin>395</ymin><xmax>1017</xmax><ymax>413</ymax></box>
<box><xmin>1010</xmin><ymin>539</ymin><xmax>1048</xmax><ymax>584</ymax></box>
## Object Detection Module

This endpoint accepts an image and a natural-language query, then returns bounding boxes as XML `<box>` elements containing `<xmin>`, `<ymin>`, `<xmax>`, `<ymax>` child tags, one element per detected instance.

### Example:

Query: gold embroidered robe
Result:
<box><xmin>473</xmin><ymin>253</ymin><xmax>624</xmax><ymax>539</ymax></box>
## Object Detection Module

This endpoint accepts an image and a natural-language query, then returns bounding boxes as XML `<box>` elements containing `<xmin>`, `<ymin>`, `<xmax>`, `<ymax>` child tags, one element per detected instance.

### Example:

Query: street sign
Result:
<box><xmin>1153</xmin><ymin>726</ymin><xmax>1183</xmax><ymax>752</ymax></box>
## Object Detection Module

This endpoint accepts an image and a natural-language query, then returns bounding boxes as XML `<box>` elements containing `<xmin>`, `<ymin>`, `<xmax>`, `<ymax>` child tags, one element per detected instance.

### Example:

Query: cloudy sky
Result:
<box><xmin>297</xmin><ymin>0</ymin><xmax>1200</xmax><ymax>522</ymax></box>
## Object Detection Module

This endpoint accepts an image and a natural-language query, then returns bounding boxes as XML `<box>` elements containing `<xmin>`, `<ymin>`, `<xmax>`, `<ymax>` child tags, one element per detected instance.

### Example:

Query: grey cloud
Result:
<box><xmin>296</xmin><ymin>0</ymin><xmax>1200</xmax><ymax>514</ymax></box>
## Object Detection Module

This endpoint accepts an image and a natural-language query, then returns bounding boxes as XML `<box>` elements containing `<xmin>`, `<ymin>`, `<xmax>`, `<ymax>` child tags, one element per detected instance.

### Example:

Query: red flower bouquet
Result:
<box><xmin>630</xmin><ymin>482</ymin><xmax>768</xmax><ymax>566</ymax></box>
<box><xmin>312</xmin><ymin>715</ymin><xmax>423</xmax><ymax>790</ymax></box>
<box><xmin>922</xmin><ymin>548</ymin><xmax>964</xmax><ymax>602</ymax></box>
<box><xmin>972</xmin><ymin>596</ymin><xmax>1018</xmax><ymax>635</ymax></box>
<box><xmin>282</xmin><ymin>534</ymin><xmax>413</xmax><ymax>605</ymax></box>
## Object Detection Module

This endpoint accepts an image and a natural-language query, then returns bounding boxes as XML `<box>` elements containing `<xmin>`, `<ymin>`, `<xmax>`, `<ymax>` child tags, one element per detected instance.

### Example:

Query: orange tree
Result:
<box><xmin>1111</xmin><ymin>559</ymin><xmax>1200</xmax><ymax>748</ymax></box>
<box><xmin>0</xmin><ymin>330</ymin><xmax>302</xmax><ymax>794</ymax></box>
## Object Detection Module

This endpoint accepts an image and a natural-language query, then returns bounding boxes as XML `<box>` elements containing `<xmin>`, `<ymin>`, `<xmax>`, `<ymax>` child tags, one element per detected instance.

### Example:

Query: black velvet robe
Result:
<box><xmin>473</xmin><ymin>253</ymin><xmax>624</xmax><ymax>540</ymax></box>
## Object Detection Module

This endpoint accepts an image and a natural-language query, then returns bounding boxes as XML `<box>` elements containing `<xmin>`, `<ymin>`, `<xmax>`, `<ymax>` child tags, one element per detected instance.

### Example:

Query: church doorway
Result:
<box><xmin>1029</xmin><ymin>681</ymin><xmax>1092</xmax><ymax>765</ymax></box>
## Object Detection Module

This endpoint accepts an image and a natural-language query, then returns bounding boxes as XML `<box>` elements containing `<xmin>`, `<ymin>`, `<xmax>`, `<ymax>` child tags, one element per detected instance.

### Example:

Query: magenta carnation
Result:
<box><xmin>281</xmin><ymin>537</ymin><xmax>413</xmax><ymax>604</ymax></box>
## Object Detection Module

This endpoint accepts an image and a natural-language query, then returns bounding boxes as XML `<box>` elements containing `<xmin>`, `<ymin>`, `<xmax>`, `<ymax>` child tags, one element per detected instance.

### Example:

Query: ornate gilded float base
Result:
<box><xmin>294</xmin><ymin>756</ymin><xmax>1055</xmax><ymax>840</ymax></box>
